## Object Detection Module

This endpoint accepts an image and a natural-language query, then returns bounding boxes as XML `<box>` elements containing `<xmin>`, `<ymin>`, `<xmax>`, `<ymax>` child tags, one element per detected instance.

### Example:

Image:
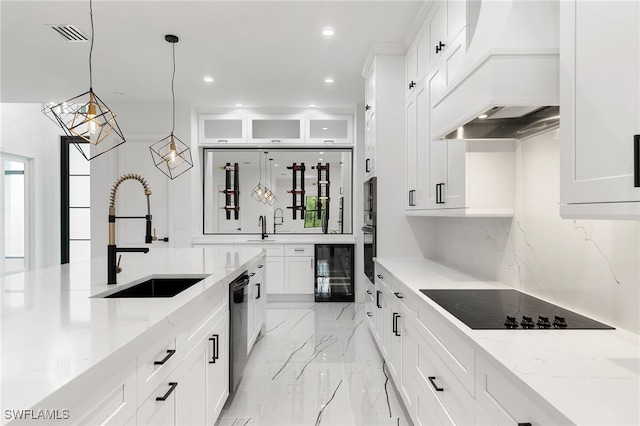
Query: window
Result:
<box><xmin>61</xmin><ymin>137</ymin><xmax>91</xmax><ymax>264</ymax></box>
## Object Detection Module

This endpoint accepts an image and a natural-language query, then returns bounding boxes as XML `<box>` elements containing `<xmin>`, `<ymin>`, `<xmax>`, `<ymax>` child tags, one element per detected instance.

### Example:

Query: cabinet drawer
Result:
<box><xmin>415</xmin><ymin>299</ymin><xmax>475</xmax><ymax>396</ymax></box>
<box><xmin>137</xmin><ymin>337</ymin><xmax>180</xmax><ymax>404</ymax></box>
<box><xmin>183</xmin><ymin>301</ymin><xmax>228</xmax><ymax>358</ymax></box>
<box><xmin>285</xmin><ymin>244</ymin><xmax>314</xmax><ymax>257</ymax></box>
<box><xmin>389</xmin><ymin>278</ymin><xmax>418</xmax><ymax>314</ymax></box>
<box><xmin>416</xmin><ymin>333</ymin><xmax>474</xmax><ymax>426</ymax></box>
<box><xmin>137</xmin><ymin>365</ymin><xmax>181</xmax><ymax>426</ymax></box>
<box><xmin>476</xmin><ymin>355</ymin><xmax>569</xmax><ymax>426</ymax></box>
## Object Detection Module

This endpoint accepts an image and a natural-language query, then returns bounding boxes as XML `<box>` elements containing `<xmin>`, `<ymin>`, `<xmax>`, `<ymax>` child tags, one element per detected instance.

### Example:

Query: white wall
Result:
<box><xmin>0</xmin><ymin>103</ymin><xmax>61</xmax><ymax>269</ymax></box>
<box><xmin>430</xmin><ymin>129</ymin><xmax>640</xmax><ymax>334</ymax></box>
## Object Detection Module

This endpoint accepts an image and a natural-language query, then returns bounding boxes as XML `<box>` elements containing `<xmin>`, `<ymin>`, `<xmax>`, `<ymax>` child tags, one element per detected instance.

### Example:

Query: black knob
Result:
<box><xmin>520</xmin><ymin>315</ymin><xmax>534</xmax><ymax>329</ymax></box>
<box><xmin>504</xmin><ymin>316</ymin><xmax>519</xmax><ymax>329</ymax></box>
<box><xmin>435</xmin><ymin>41</ymin><xmax>445</xmax><ymax>54</ymax></box>
<box><xmin>408</xmin><ymin>80</ymin><xmax>416</xmax><ymax>89</ymax></box>
<box><xmin>365</xmin><ymin>104</ymin><xmax>371</xmax><ymax>111</ymax></box>
<box><xmin>537</xmin><ymin>315</ymin><xmax>551</xmax><ymax>329</ymax></box>
<box><xmin>553</xmin><ymin>315</ymin><xmax>567</xmax><ymax>329</ymax></box>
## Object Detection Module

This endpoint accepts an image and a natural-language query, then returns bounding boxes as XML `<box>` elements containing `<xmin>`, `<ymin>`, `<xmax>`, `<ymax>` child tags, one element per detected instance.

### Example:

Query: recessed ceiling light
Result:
<box><xmin>309</xmin><ymin>104</ymin><xmax>317</xmax><ymax>107</ymax></box>
<box><xmin>203</xmin><ymin>76</ymin><xmax>214</xmax><ymax>83</ymax></box>
<box><xmin>318</xmin><ymin>158</ymin><xmax>323</xmax><ymax>161</ymax></box>
<box><xmin>324</xmin><ymin>78</ymin><xmax>334</xmax><ymax>84</ymax></box>
<box><xmin>319</xmin><ymin>152</ymin><xmax>324</xmax><ymax>154</ymax></box>
<box><xmin>322</xmin><ymin>28</ymin><xmax>334</xmax><ymax>36</ymax></box>
<box><xmin>322</xmin><ymin>127</ymin><xmax>328</xmax><ymax>130</ymax></box>
<box><xmin>274</xmin><ymin>164</ymin><xmax>279</xmax><ymax>167</ymax></box>
<box><xmin>235</xmin><ymin>103</ymin><xmax>243</xmax><ymax>107</ymax></box>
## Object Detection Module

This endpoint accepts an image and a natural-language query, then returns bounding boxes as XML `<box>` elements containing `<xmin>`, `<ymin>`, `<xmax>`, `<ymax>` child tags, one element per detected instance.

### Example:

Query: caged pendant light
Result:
<box><xmin>48</xmin><ymin>0</ymin><xmax>126</xmax><ymax>160</ymax></box>
<box><xmin>149</xmin><ymin>35</ymin><xmax>194</xmax><ymax>180</ymax></box>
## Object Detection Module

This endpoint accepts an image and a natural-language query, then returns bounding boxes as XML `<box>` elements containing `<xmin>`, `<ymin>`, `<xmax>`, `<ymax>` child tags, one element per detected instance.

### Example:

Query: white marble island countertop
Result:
<box><xmin>376</xmin><ymin>257</ymin><xmax>640</xmax><ymax>426</ymax></box>
<box><xmin>192</xmin><ymin>234</ymin><xmax>356</xmax><ymax>245</ymax></box>
<box><xmin>1</xmin><ymin>247</ymin><xmax>262</xmax><ymax>417</ymax></box>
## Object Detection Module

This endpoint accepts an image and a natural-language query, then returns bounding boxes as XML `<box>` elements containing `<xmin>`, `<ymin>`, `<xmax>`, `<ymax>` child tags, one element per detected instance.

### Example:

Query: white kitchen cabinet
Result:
<box><xmin>305</xmin><ymin>114</ymin><xmax>353</xmax><ymax>145</ymax></box>
<box><xmin>475</xmin><ymin>353</ymin><xmax>569</xmax><ymax>426</ymax></box>
<box><xmin>405</xmin><ymin>20</ymin><xmax>429</xmax><ymax>100</ymax></box>
<box><xmin>560</xmin><ymin>0</ymin><xmax>640</xmax><ymax>219</ymax></box>
<box><xmin>248</xmin><ymin>262</ymin><xmax>265</xmax><ymax>350</ymax></box>
<box><xmin>199</xmin><ymin>114</ymin><xmax>248</xmax><ymax>144</ymax></box>
<box><xmin>266</xmin><ymin>256</ymin><xmax>285</xmax><ymax>294</ymax></box>
<box><xmin>181</xmin><ymin>339</ymin><xmax>207</xmax><ymax>426</ymax></box>
<box><xmin>362</xmin><ymin>47</ymin><xmax>405</xmax><ymax>178</ymax></box>
<box><xmin>284</xmin><ymin>256</ymin><xmax>314</xmax><ymax>294</ymax></box>
<box><xmin>137</xmin><ymin>366</ymin><xmax>182</xmax><ymax>426</ymax></box>
<box><xmin>206</xmin><ymin>313</ymin><xmax>230</xmax><ymax>424</ymax></box>
<box><xmin>249</xmin><ymin>115</ymin><xmax>304</xmax><ymax>144</ymax></box>
<box><xmin>406</xmin><ymin>80</ymin><xmax>430</xmax><ymax>209</ymax></box>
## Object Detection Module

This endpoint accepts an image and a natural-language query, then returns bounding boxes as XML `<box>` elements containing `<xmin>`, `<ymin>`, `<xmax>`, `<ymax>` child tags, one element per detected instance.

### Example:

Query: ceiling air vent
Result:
<box><xmin>51</xmin><ymin>25</ymin><xmax>88</xmax><ymax>42</ymax></box>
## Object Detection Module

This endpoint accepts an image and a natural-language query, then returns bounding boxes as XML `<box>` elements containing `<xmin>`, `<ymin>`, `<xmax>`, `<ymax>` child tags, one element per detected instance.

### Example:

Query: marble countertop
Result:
<box><xmin>192</xmin><ymin>234</ymin><xmax>356</xmax><ymax>245</ymax></box>
<box><xmin>1</xmin><ymin>247</ymin><xmax>262</xmax><ymax>415</ymax></box>
<box><xmin>376</xmin><ymin>257</ymin><xmax>640</xmax><ymax>426</ymax></box>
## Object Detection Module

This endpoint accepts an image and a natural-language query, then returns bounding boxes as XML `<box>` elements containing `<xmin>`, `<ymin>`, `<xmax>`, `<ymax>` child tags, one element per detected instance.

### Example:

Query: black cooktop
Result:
<box><xmin>420</xmin><ymin>289</ymin><xmax>614</xmax><ymax>330</ymax></box>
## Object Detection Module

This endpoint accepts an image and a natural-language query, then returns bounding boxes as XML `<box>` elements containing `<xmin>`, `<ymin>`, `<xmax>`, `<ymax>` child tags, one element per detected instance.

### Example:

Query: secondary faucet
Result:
<box><xmin>273</xmin><ymin>208</ymin><xmax>283</xmax><ymax>234</ymax></box>
<box><xmin>107</xmin><ymin>174</ymin><xmax>153</xmax><ymax>284</ymax></box>
<box><xmin>258</xmin><ymin>215</ymin><xmax>268</xmax><ymax>240</ymax></box>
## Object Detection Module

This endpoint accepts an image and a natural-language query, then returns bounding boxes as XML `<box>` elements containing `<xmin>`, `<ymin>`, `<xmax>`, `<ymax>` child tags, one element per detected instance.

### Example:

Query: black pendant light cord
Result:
<box><xmin>89</xmin><ymin>0</ymin><xmax>94</xmax><ymax>90</ymax></box>
<box><xmin>170</xmin><ymin>41</ymin><xmax>176</xmax><ymax>136</ymax></box>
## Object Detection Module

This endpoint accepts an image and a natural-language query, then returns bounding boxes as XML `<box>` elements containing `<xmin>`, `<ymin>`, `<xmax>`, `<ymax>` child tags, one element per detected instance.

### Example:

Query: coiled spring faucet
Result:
<box><xmin>107</xmin><ymin>174</ymin><xmax>152</xmax><ymax>284</ymax></box>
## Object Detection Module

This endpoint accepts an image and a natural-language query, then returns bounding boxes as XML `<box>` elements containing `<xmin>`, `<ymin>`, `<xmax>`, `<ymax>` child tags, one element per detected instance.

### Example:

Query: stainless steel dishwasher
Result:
<box><xmin>229</xmin><ymin>271</ymin><xmax>249</xmax><ymax>393</ymax></box>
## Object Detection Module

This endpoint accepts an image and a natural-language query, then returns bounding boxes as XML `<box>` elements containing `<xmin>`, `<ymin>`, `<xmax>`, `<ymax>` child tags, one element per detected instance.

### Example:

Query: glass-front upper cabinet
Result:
<box><xmin>203</xmin><ymin>148</ymin><xmax>353</xmax><ymax>235</ymax></box>
<box><xmin>305</xmin><ymin>115</ymin><xmax>353</xmax><ymax>145</ymax></box>
<box><xmin>199</xmin><ymin>114</ymin><xmax>247</xmax><ymax>144</ymax></box>
<box><xmin>249</xmin><ymin>115</ymin><xmax>304</xmax><ymax>144</ymax></box>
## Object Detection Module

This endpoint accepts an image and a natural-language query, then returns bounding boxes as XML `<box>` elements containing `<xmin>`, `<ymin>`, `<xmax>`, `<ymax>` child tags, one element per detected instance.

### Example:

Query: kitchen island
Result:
<box><xmin>1</xmin><ymin>247</ymin><xmax>263</xmax><ymax>425</ymax></box>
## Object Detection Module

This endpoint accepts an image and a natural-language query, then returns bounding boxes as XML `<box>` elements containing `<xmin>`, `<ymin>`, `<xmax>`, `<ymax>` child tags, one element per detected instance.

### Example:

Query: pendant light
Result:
<box><xmin>48</xmin><ymin>0</ymin><xmax>126</xmax><ymax>160</ymax></box>
<box><xmin>149</xmin><ymin>34</ymin><xmax>194</xmax><ymax>180</ymax></box>
<box><xmin>251</xmin><ymin>152</ymin><xmax>267</xmax><ymax>202</ymax></box>
<box><xmin>264</xmin><ymin>158</ymin><xmax>277</xmax><ymax>206</ymax></box>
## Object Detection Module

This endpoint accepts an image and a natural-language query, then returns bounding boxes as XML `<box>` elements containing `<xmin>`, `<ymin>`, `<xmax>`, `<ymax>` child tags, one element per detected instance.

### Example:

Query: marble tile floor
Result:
<box><xmin>216</xmin><ymin>301</ymin><xmax>411</xmax><ymax>426</ymax></box>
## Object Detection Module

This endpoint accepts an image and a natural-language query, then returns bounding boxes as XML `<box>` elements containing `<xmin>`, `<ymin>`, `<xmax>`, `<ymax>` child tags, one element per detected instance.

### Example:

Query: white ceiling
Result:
<box><xmin>1</xmin><ymin>1</ymin><xmax>424</xmax><ymax>109</ymax></box>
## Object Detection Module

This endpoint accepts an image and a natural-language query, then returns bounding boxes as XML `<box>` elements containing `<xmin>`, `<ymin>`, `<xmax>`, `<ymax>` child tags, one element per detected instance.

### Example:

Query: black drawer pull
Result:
<box><xmin>435</xmin><ymin>41</ymin><xmax>445</xmax><ymax>54</ymax></box>
<box><xmin>409</xmin><ymin>189</ymin><xmax>415</xmax><ymax>206</ymax></box>
<box><xmin>366</xmin><ymin>290</ymin><xmax>372</xmax><ymax>295</ymax></box>
<box><xmin>257</xmin><ymin>264</ymin><xmax>264</xmax><ymax>268</ymax></box>
<box><xmin>376</xmin><ymin>290</ymin><xmax>382</xmax><ymax>308</ymax></box>
<box><xmin>376</xmin><ymin>274</ymin><xmax>383</xmax><ymax>279</ymax></box>
<box><xmin>634</xmin><ymin>135</ymin><xmax>639</xmax><ymax>187</ymax></box>
<box><xmin>367</xmin><ymin>312</ymin><xmax>372</xmax><ymax>317</ymax></box>
<box><xmin>394</xmin><ymin>292</ymin><xmax>403</xmax><ymax>299</ymax></box>
<box><xmin>256</xmin><ymin>283</ymin><xmax>261</xmax><ymax>299</ymax></box>
<box><xmin>156</xmin><ymin>382</ymin><xmax>178</xmax><ymax>401</ymax></box>
<box><xmin>517</xmin><ymin>424</ymin><xmax>532</xmax><ymax>426</ymax></box>
<box><xmin>365</xmin><ymin>158</ymin><xmax>371</xmax><ymax>173</ymax></box>
<box><xmin>154</xmin><ymin>349</ymin><xmax>176</xmax><ymax>365</ymax></box>
<box><xmin>209</xmin><ymin>334</ymin><xmax>219</xmax><ymax>364</ymax></box>
<box><xmin>392</xmin><ymin>313</ymin><xmax>401</xmax><ymax>336</ymax></box>
<box><xmin>428</xmin><ymin>376</ymin><xmax>444</xmax><ymax>392</ymax></box>
<box><xmin>249</xmin><ymin>272</ymin><xmax>256</xmax><ymax>277</ymax></box>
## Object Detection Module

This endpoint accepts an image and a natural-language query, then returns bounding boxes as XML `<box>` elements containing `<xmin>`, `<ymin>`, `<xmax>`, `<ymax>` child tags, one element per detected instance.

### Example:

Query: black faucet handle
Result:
<box><xmin>116</xmin><ymin>255</ymin><xmax>122</xmax><ymax>274</ymax></box>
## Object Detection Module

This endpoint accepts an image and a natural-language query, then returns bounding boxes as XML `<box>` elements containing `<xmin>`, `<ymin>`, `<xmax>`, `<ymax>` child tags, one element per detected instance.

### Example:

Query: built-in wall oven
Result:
<box><xmin>362</xmin><ymin>177</ymin><xmax>377</xmax><ymax>284</ymax></box>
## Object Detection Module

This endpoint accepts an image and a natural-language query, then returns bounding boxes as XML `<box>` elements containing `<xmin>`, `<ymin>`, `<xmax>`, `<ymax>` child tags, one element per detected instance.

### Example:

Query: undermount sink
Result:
<box><xmin>102</xmin><ymin>276</ymin><xmax>207</xmax><ymax>298</ymax></box>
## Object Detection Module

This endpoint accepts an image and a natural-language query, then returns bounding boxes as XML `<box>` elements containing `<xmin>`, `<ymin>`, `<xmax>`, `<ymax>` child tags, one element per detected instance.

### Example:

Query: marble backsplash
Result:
<box><xmin>432</xmin><ymin>130</ymin><xmax>640</xmax><ymax>334</ymax></box>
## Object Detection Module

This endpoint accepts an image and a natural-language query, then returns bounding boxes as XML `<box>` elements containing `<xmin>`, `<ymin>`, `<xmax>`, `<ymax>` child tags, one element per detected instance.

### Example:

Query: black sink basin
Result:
<box><xmin>105</xmin><ymin>277</ymin><xmax>205</xmax><ymax>298</ymax></box>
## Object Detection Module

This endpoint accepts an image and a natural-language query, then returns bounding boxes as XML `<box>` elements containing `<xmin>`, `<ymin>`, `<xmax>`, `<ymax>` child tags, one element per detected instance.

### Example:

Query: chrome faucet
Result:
<box><xmin>107</xmin><ymin>174</ymin><xmax>152</xmax><ymax>284</ymax></box>
<box><xmin>273</xmin><ymin>208</ymin><xmax>283</xmax><ymax>234</ymax></box>
<box><xmin>258</xmin><ymin>215</ymin><xmax>268</xmax><ymax>240</ymax></box>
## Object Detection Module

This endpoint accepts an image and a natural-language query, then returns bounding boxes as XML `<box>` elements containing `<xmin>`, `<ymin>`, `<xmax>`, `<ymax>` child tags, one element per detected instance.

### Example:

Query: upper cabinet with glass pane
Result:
<box><xmin>306</xmin><ymin>115</ymin><xmax>353</xmax><ymax>145</ymax></box>
<box><xmin>249</xmin><ymin>115</ymin><xmax>304</xmax><ymax>144</ymax></box>
<box><xmin>199</xmin><ymin>114</ymin><xmax>248</xmax><ymax>144</ymax></box>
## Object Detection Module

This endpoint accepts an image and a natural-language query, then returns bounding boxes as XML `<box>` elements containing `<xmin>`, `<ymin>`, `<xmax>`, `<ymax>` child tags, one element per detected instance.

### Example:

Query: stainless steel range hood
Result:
<box><xmin>442</xmin><ymin>105</ymin><xmax>560</xmax><ymax>140</ymax></box>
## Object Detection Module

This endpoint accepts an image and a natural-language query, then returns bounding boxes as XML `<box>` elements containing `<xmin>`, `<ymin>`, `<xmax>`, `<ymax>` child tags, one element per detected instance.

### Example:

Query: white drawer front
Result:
<box><xmin>415</xmin><ymin>299</ymin><xmax>475</xmax><ymax>396</ymax></box>
<box><xmin>137</xmin><ymin>337</ymin><xmax>179</xmax><ymax>403</ymax></box>
<box><xmin>416</xmin><ymin>334</ymin><xmax>474</xmax><ymax>426</ymax></box>
<box><xmin>285</xmin><ymin>244</ymin><xmax>314</xmax><ymax>257</ymax></box>
<box><xmin>240</xmin><ymin>243</ymin><xmax>284</xmax><ymax>257</ymax></box>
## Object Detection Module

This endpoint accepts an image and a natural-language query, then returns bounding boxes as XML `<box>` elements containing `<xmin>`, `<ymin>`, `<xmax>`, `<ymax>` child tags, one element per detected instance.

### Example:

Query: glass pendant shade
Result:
<box><xmin>149</xmin><ymin>134</ymin><xmax>193</xmax><ymax>180</ymax></box>
<box><xmin>49</xmin><ymin>89</ymin><xmax>125</xmax><ymax>160</ymax></box>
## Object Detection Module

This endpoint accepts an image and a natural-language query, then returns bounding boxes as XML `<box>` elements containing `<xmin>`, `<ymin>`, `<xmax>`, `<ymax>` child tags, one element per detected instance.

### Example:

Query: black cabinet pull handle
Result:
<box><xmin>367</xmin><ymin>312</ymin><xmax>372</xmax><ymax>317</ymax></box>
<box><xmin>517</xmin><ymin>423</ymin><xmax>532</xmax><ymax>426</ymax></box>
<box><xmin>366</xmin><ymin>290</ymin><xmax>372</xmax><ymax>295</ymax></box>
<box><xmin>409</xmin><ymin>80</ymin><xmax>416</xmax><ymax>89</ymax></box>
<box><xmin>217</xmin><ymin>139</ymin><xmax>228</xmax><ymax>143</ymax></box>
<box><xmin>257</xmin><ymin>264</ymin><xmax>264</xmax><ymax>268</ymax></box>
<box><xmin>376</xmin><ymin>290</ymin><xmax>382</xmax><ymax>308</ymax></box>
<box><xmin>436</xmin><ymin>183</ymin><xmax>445</xmax><ymax>204</ymax></box>
<box><xmin>256</xmin><ymin>283</ymin><xmax>261</xmax><ymax>299</ymax></box>
<box><xmin>376</xmin><ymin>274</ymin><xmax>383</xmax><ymax>279</ymax></box>
<box><xmin>208</xmin><ymin>334</ymin><xmax>219</xmax><ymax>363</ymax></box>
<box><xmin>365</xmin><ymin>104</ymin><xmax>371</xmax><ymax>111</ymax></box>
<box><xmin>392</xmin><ymin>313</ymin><xmax>400</xmax><ymax>336</ymax></box>
<box><xmin>409</xmin><ymin>189</ymin><xmax>415</xmax><ymax>207</ymax></box>
<box><xmin>435</xmin><ymin>41</ymin><xmax>445</xmax><ymax>54</ymax></box>
<box><xmin>156</xmin><ymin>382</ymin><xmax>178</xmax><ymax>401</ymax></box>
<box><xmin>249</xmin><ymin>272</ymin><xmax>256</xmax><ymax>277</ymax></box>
<box><xmin>428</xmin><ymin>376</ymin><xmax>444</xmax><ymax>392</ymax></box>
<box><xmin>365</xmin><ymin>158</ymin><xmax>371</xmax><ymax>173</ymax></box>
<box><xmin>154</xmin><ymin>349</ymin><xmax>176</xmax><ymax>365</ymax></box>
<box><xmin>394</xmin><ymin>292</ymin><xmax>403</xmax><ymax>299</ymax></box>
<box><xmin>634</xmin><ymin>135</ymin><xmax>639</xmax><ymax>187</ymax></box>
